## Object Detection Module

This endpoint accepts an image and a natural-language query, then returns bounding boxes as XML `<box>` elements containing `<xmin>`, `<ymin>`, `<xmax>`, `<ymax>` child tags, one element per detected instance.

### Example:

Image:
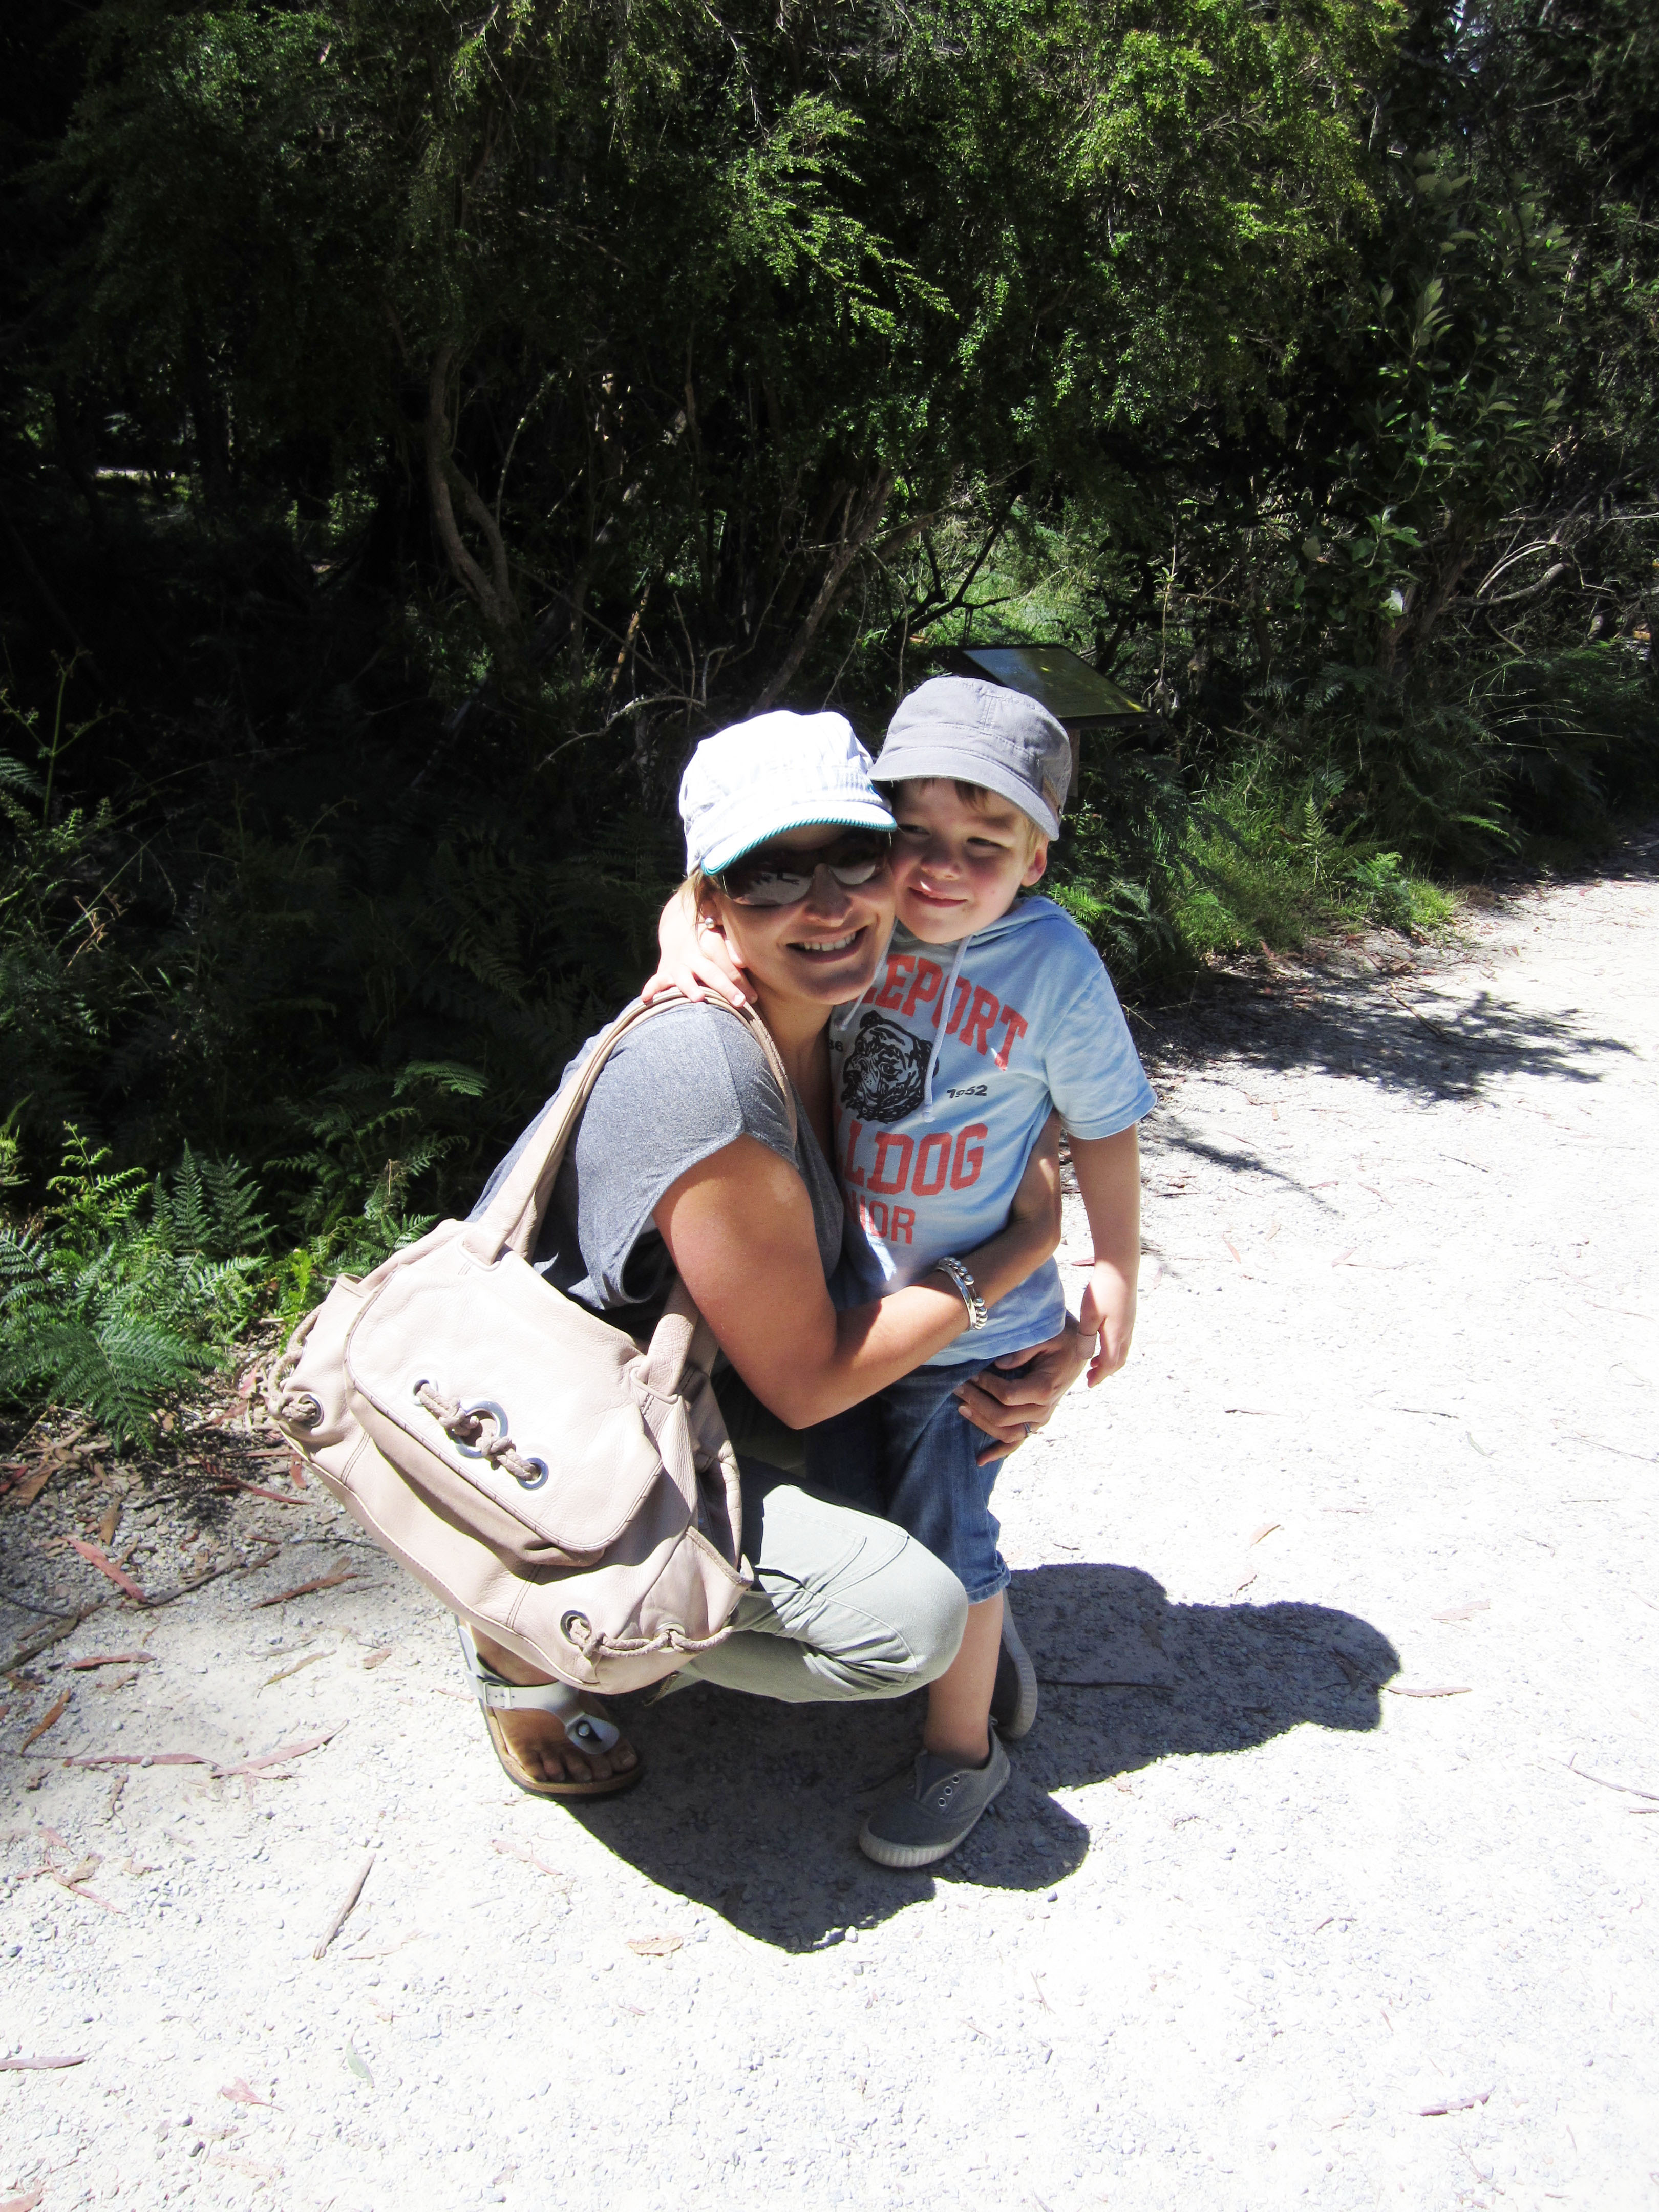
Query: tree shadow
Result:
<box><xmin>571</xmin><ymin>1562</ymin><xmax>1398</xmax><ymax>1954</ymax></box>
<box><xmin>1135</xmin><ymin>958</ymin><xmax>1635</xmax><ymax>1114</ymax></box>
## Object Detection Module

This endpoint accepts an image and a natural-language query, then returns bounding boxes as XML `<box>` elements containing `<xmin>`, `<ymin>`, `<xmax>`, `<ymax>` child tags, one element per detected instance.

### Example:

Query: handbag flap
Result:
<box><xmin>344</xmin><ymin>1241</ymin><xmax>668</xmax><ymax>1556</ymax></box>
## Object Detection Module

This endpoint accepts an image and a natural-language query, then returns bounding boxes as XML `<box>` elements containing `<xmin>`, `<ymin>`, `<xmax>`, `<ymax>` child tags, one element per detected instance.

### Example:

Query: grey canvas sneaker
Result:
<box><xmin>858</xmin><ymin>1733</ymin><xmax>1011</xmax><ymax>1869</ymax></box>
<box><xmin>991</xmin><ymin>1597</ymin><xmax>1039</xmax><ymax>1740</ymax></box>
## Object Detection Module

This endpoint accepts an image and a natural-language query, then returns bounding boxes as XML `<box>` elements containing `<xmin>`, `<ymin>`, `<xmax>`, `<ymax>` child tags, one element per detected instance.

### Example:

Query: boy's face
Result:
<box><xmin>885</xmin><ymin>778</ymin><xmax>1048</xmax><ymax>945</ymax></box>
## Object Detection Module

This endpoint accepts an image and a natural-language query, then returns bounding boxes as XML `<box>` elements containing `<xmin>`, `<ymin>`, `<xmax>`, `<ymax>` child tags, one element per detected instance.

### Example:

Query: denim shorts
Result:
<box><xmin>803</xmin><ymin>1357</ymin><xmax>1011</xmax><ymax>1606</ymax></box>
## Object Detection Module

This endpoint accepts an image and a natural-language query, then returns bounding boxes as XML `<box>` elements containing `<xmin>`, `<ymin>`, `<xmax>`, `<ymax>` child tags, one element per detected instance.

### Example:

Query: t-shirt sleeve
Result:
<box><xmin>1038</xmin><ymin>923</ymin><xmax>1156</xmax><ymax>1140</ymax></box>
<box><xmin>562</xmin><ymin>1004</ymin><xmax>797</xmax><ymax>1308</ymax></box>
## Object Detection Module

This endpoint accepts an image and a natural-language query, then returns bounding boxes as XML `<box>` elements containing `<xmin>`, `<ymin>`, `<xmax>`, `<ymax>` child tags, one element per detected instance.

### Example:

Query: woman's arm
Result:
<box><xmin>654</xmin><ymin>1128</ymin><xmax>1062</xmax><ymax>1429</ymax></box>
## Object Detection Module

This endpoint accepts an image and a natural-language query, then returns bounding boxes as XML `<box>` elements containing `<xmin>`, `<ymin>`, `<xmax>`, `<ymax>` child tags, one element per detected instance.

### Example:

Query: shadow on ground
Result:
<box><xmin>1127</xmin><ymin>828</ymin><xmax>1657</xmax><ymax>1116</ymax></box>
<box><xmin>576</xmin><ymin>1562</ymin><xmax>1398</xmax><ymax>1954</ymax></box>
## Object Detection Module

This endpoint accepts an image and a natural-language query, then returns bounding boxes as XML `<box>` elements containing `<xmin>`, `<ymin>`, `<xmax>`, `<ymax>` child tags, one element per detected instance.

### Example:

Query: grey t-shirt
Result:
<box><xmin>471</xmin><ymin>1001</ymin><xmax>846</xmax><ymax>1337</ymax></box>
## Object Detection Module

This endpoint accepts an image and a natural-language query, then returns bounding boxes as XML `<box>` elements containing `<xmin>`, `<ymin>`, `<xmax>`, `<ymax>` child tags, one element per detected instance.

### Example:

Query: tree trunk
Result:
<box><xmin>755</xmin><ymin>473</ymin><xmax>894</xmax><ymax>708</ymax></box>
<box><xmin>423</xmin><ymin>346</ymin><xmax>517</xmax><ymax>633</ymax></box>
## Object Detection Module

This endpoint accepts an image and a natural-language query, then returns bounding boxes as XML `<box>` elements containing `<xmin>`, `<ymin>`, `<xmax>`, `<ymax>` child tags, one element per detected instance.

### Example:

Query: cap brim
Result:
<box><xmin>700</xmin><ymin>794</ymin><xmax>898</xmax><ymax>876</ymax></box>
<box><xmin>872</xmin><ymin>742</ymin><xmax>1060</xmax><ymax>839</ymax></box>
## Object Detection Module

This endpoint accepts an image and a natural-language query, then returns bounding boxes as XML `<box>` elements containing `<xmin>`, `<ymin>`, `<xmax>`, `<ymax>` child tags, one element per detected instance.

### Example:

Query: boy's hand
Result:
<box><xmin>643</xmin><ymin>883</ymin><xmax>753</xmax><ymax>1008</ymax></box>
<box><xmin>1077</xmin><ymin>1260</ymin><xmax>1137</xmax><ymax>1387</ymax></box>
<box><xmin>1067</xmin><ymin>1126</ymin><xmax>1142</xmax><ymax>1387</ymax></box>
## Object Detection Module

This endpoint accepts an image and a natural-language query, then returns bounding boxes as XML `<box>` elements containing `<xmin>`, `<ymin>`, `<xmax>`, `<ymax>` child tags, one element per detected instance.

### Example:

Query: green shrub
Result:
<box><xmin>0</xmin><ymin>1130</ymin><xmax>265</xmax><ymax>1447</ymax></box>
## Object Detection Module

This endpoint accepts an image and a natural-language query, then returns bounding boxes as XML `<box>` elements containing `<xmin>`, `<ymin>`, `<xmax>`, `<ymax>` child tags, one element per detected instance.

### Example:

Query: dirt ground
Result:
<box><xmin>3</xmin><ymin>828</ymin><xmax>1656</xmax><ymax>2212</ymax></box>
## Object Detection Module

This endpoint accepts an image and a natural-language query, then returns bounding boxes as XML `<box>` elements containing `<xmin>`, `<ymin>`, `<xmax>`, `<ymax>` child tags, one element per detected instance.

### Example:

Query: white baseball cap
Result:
<box><xmin>679</xmin><ymin>710</ymin><xmax>897</xmax><ymax>875</ymax></box>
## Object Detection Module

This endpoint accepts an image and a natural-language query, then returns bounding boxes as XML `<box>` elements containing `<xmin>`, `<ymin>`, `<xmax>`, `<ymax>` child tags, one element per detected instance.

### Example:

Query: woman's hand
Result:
<box><xmin>953</xmin><ymin>1313</ymin><xmax>1093</xmax><ymax>1465</ymax></box>
<box><xmin>641</xmin><ymin>882</ymin><xmax>753</xmax><ymax>1008</ymax></box>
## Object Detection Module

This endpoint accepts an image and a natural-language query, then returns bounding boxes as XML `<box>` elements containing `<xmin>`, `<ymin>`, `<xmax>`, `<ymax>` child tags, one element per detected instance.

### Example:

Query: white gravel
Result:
<box><xmin>3</xmin><ymin>832</ymin><xmax>1656</xmax><ymax>2212</ymax></box>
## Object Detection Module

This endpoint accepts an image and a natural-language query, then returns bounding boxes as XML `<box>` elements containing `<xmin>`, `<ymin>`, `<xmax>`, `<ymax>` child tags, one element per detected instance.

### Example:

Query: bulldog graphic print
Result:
<box><xmin>841</xmin><ymin>1012</ymin><xmax>933</xmax><ymax>1123</ymax></box>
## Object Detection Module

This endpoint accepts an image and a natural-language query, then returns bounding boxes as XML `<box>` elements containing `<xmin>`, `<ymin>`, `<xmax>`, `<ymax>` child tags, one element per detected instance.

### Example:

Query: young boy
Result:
<box><xmin>654</xmin><ymin>676</ymin><xmax>1153</xmax><ymax>1867</ymax></box>
<box><xmin>806</xmin><ymin>676</ymin><xmax>1154</xmax><ymax>1866</ymax></box>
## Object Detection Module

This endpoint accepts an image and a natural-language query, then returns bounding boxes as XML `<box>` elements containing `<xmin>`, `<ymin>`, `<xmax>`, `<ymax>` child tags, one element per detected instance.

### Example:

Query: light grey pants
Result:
<box><xmin>664</xmin><ymin>1374</ymin><xmax>969</xmax><ymax>1706</ymax></box>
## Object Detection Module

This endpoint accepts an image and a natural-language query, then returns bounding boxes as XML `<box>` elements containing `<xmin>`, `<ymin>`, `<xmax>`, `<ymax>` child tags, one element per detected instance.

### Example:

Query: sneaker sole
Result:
<box><xmin>995</xmin><ymin>1602</ymin><xmax>1039</xmax><ymax>1741</ymax></box>
<box><xmin>857</xmin><ymin>1803</ymin><xmax>994</xmax><ymax>1870</ymax></box>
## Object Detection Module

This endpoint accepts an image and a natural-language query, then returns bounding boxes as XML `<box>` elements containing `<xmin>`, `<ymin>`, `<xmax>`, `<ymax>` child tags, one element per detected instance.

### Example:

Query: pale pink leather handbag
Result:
<box><xmin>266</xmin><ymin>999</ymin><xmax>789</xmax><ymax>1692</ymax></box>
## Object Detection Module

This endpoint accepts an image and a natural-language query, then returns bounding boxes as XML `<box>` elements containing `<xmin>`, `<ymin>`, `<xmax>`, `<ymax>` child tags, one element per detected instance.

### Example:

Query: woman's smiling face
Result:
<box><xmin>705</xmin><ymin>822</ymin><xmax>894</xmax><ymax>1009</ymax></box>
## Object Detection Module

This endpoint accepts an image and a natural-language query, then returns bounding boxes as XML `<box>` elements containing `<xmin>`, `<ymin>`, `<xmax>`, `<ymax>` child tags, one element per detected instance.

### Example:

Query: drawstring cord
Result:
<box><xmin>922</xmin><ymin>935</ymin><xmax>970</xmax><ymax>1119</ymax></box>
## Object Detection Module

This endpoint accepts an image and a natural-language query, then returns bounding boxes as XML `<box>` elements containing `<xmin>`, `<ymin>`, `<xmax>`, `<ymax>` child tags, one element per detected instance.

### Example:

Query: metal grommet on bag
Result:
<box><xmin>513</xmin><ymin>1457</ymin><xmax>549</xmax><ymax>1492</ymax></box>
<box><xmin>453</xmin><ymin>1400</ymin><xmax>508</xmax><ymax>1459</ymax></box>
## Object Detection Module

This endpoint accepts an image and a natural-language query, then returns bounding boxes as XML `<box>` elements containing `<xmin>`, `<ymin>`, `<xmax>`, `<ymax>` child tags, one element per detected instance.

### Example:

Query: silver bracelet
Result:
<box><xmin>931</xmin><ymin>1255</ymin><xmax>989</xmax><ymax>1332</ymax></box>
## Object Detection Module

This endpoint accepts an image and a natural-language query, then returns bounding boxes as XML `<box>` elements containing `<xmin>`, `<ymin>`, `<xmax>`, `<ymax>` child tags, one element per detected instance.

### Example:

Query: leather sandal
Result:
<box><xmin>455</xmin><ymin>1622</ymin><xmax>645</xmax><ymax>1799</ymax></box>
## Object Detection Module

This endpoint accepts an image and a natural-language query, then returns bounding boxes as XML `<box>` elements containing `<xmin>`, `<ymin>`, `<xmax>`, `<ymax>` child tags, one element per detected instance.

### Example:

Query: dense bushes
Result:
<box><xmin>1</xmin><ymin>0</ymin><xmax>1656</xmax><ymax>1436</ymax></box>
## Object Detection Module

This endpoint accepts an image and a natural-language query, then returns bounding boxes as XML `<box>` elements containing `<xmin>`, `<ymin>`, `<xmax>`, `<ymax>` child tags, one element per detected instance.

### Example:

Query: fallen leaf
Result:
<box><xmin>253</xmin><ymin>1568</ymin><xmax>362</xmax><ymax>1609</ymax></box>
<box><xmin>220</xmin><ymin>2077</ymin><xmax>273</xmax><ymax>2108</ymax></box>
<box><xmin>51</xmin><ymin>1871</ymin><xmax>122</xmax><ymax>1913</ymax></box>
<box><xmin>346</xmin><ymin>1929</ymin><xmax>426</xmax><ymax>1962</ymax></box>
<box><xmin>97</xmin><ymin>1499</ymin><xmax>122</xmax><ymax>1546</ymax></box>
<box><xmin>213</xmin><ymin>1475</ymin><xmax>308</xmax><ymax>1507</ymax></box>
<box><xmin>1418</xmin><ymin>2088</ymin><xmax>1491</xmax><ymax>2116</ymax></box>
<box><xmin>1332</xmin><ymin>1247</ymin><xmax>1357</xmax><ymax>1267</ymax></box>
<box><xmin>20</xmin><ymin>1691</ymin><xmax>71</xmax><ymax>1750</ymax></box>
<box><xmin>345</xmin><ymin>2041</ymin><xmax>374</xmax><ymax>2086</ymax></box>
<box><xmin>1433</xmin><ymin>1599</ymin><xmax>1491</xmax><ymax>1623</ymax></box>
<box><xmin>261</xmin><ymin>1651</ymin><xmax>328</xmax><ymax>1691</ymax></box>
<box><xmin>67</xmin><ymin>1652</ymin><xmax>155</xmax><ymax>1670</ymax></box>
<box><xmin>1564</xmin><ymin>1758</ymin><xmax>1659</xmax><ymax>1805</ymax></box>
<box><xmin>1385</xmin><ymin>1683</ymin><xmax>1472</xmax><ymax>1698</ymax></box>
<box><xmin>314</xmin><ymin>1849</ymin><xmax>376</xmax><ymax>1959</ymax></box>
<box><xmin>0</xmin><ymin>2186</ymin><xmax>45</xmax><ymax>2212</ymax></box>
<box><xmin>491</xmin><ymin>1837</ymin><xmax>569</xmax><ymax>1884</ymax></box>
<box><xmin>1233</xmin><ymin>1571</ymin><xmax>1258</xmax><ymax>1595</ymax></box>
<box><xmin>218</xmin><ymin>1726</ymin><xmax>343</xmax><ymax>1778</ymax></box>
<box><xmin>207</xmin><ymin>2154</ymin><xmax>283</xmax><ymax>2181</ymax></box>
<box><xmin>63</xmin><ymin>1538</ymin><xmax>146</xmax><ymax>1603</ymax></box>
<box><xmin>361</xmin><ymin>1646</ymin><xmax>395</xmax><ymax>1671</ymax></box>
<box><xmin>1249</xmin><ymin>1521</ymin><xmax>1282</xmax><ymax>1546</ymax></box>
<box><xmin>14</xmin><ymin>1465</ymin><xmax>54</xmax><ymax>1507</ymax></box>
<box><xmin>627</xmin><ymin>1934</ymin><xmax>684</xmax><ymax>1957</ymax></box>
<box><xmin>0</xmin><ymin>2053</ymin><xmax>87</xmax><ymax>2070</ymax></box>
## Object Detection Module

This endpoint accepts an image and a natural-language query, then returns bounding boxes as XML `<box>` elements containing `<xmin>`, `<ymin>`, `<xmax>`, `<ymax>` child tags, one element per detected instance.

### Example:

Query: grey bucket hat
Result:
<box><xmin>873</xmin><ymin>676</ymin><xmax>1070</xmax><ymax>837</ymax></box>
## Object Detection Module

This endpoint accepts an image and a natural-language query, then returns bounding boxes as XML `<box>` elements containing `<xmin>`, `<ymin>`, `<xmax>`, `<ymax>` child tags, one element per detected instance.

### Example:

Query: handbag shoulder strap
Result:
<box><xmin>462</xmin><ymin>993</ymin><xmax>798</xmax><ymax>1267</ymax></box>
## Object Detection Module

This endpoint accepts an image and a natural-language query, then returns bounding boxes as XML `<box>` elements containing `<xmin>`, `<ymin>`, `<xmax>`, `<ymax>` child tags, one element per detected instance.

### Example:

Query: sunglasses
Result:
<box><xmin>713</xmin><ymin>831</ymin><xmax>893</xmax><ymax>908</ymax></box>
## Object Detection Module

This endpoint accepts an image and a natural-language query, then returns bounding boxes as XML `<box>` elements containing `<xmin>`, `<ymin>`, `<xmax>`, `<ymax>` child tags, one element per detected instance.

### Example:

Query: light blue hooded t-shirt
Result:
<box><xmin>827</xmin><ymin>895</ymin><xmax>1155</xmax><ymax>1365</ymax></box>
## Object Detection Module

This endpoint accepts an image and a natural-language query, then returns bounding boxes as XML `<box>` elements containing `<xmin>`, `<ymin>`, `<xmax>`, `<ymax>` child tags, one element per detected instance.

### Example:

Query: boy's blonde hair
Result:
<box><xmin>891</xmin><ymin>776</ymin><xmax>1049</xmax><ymax>859</ymax></box>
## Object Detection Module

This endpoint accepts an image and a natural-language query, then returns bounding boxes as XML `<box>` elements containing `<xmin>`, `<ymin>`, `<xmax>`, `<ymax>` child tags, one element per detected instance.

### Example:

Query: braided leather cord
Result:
<box><xmin>413</xmin><ymin>1383</ymin><xmax>546</xmax><ymax>1490</ymax></box>
<box><xmin>264</xmin><ymin>1315</ymin><xmax>322</xmax><ymax>1432</ymax></box>
<box><xmin>562</xmin><ymin>1611</ymin><xmax>733</xmax><ymax>1662</ymax></box>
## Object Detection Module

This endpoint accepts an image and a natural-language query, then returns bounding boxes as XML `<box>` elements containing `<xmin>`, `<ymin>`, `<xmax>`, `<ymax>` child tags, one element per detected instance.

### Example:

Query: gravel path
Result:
<box><xmin>4</xmin><ymin>832</ymin><xmax>1656</xmax><ymax>2212</ymax></box>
